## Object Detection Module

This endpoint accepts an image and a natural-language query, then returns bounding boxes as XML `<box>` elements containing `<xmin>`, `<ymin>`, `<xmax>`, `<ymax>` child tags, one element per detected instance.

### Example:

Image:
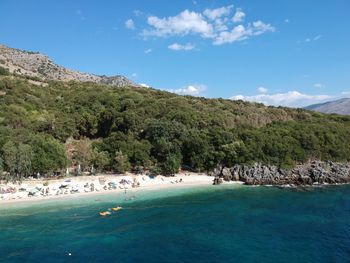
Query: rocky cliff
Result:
<box><xmin>0</xmin><ymin>44</ymin><xmax>139</xmax><ymax>87</ymax></box>
<box><xmin>211</xmin><ymin>161</ymin><xmax>350</xmax><ymax>186</ymax></box>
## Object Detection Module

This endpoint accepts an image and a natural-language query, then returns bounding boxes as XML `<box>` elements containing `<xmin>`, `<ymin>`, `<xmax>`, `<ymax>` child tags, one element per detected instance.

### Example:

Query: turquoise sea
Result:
<box><xmin>1</xmin><ymin>184</ymin><xmax>350</xmax><ymax>263</ymax></box>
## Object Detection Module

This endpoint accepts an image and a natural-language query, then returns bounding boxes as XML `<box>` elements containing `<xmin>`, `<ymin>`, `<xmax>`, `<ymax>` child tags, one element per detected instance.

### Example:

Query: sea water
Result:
<box><xmin>0</xmin><ymin>185</ymin><xmax>350</xmax><ymax>263</ymax></box>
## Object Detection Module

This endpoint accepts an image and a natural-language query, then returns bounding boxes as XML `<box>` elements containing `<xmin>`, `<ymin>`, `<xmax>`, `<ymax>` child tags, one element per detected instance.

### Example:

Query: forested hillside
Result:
<box><xmin>1</xmin><ymin>73</ymin><xmax>350</xmax><ymax>180</ymax></box>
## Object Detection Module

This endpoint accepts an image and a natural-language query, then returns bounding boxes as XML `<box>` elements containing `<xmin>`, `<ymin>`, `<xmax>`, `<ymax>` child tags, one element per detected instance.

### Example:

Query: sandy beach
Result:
<box><xmin>0</xmin><ymin>172</ymin><xmax>243</xmax><ymax>206</ymax></box>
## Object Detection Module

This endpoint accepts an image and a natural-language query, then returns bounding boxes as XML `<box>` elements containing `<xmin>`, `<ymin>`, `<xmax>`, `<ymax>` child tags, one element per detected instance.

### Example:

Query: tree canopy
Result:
<box><xmin>1</xmin><ymin>75</ymin><xmax>350</xmax><ymax>180</ymax></box>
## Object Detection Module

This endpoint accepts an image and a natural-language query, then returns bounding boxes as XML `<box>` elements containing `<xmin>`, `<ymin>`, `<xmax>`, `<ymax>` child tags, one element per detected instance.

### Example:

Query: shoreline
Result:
<box><xmin>2</xmin><ymin>170</ymin><xmax>348</xmax><ymax>207</ymax></box>
<box><xmin>1</xmin><ymin>173</ymin><xmax>243</xmax><ymax>206</ymax></box>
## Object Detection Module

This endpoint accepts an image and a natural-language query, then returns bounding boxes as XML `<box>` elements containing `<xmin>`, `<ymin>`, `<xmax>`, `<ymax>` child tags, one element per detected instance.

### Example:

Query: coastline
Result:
<box><xmin>3</xmin><ymin>162</ymin><xmax>348</xmax><ymax>207</ymax></box>
<box><xmin>0</xmin><ymin>173</ymin><xmax>243</xmax><ymax>206</ymax></box>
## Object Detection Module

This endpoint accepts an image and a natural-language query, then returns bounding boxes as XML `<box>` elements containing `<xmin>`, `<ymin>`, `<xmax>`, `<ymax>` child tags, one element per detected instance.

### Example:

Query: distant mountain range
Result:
<box><xmin>305</xmin><ymin>98</ymin><xmax>350</xmax><ymax>115</ymax></box>
<box><xmin>0</xmin><ymin>44</ymin><xmax>138</xmax><ymax>87</ymax></box>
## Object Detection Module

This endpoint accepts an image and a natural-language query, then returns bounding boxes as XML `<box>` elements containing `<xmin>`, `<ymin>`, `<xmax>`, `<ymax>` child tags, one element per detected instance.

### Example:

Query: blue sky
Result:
<box><xmin>1</xmin><ymin>0</ymin><xmax>349</xmax><ymax>107</ymax></box>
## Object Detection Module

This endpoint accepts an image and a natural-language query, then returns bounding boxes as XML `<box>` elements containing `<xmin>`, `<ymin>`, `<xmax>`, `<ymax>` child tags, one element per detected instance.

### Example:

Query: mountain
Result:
<box><xmin>0</xmin><ymin>44</ymin><xmax>138</xmax><ymax>87</ymax></box>
<box><xmin>305</xmin><ymin>98</ymin><xmax>350</xmax><ymax>115</ymax></box>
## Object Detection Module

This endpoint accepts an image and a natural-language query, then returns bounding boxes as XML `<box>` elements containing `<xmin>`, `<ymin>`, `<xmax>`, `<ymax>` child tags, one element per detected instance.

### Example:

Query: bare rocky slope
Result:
<box><xmin>305</xmin><ymin>98</ymin><xmax>350</xmax><ymax>115</ymax></box>
<box><xmin>0</xmin><ymin>44</ymin><xmax>139</xmax><ymax>87</ymax></box>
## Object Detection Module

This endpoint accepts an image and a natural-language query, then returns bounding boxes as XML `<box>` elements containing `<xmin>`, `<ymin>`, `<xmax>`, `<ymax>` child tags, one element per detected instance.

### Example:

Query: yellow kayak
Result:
<box><xmin>99</xmin><ymin>211</ymin><xmax>111</xmax><ymax>216</ymax></box>
<box><xmin>112</xmin><ymin>207</ymin><xmax>122</xmax><ymax>212</ymax></box>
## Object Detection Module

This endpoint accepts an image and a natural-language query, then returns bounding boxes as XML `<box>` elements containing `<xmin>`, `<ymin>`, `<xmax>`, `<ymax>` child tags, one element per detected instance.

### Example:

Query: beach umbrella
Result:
<box><xmin>29</xmin><ymin>188</ymin><xmax>39</xmax><ymax>195</ymax></box>
<box><xmin>19</xmin><ymin>183</ymin><xmax>28</xmax><ymax>190</ymax></box>
<box><xmin>36</xmin><ymin>184</ymin><xmax>44</xmax><ymax>190</ymax></box>
<box><xmin>61</xmin><ymin>182</ymin><xmax>69</xmax><ymax>187</ymax></box>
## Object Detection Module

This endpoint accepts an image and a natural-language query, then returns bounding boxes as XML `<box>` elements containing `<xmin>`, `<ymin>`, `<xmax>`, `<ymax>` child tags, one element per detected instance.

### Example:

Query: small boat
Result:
<box><xmin>99</xmin><ymin>211</ymin><xmax>111</xmax><ymax>216</ymax></box>
<box><xmin>111</xmin><ymin>207</ymin><xmax>122</xmax><ymax>212</ymax></box>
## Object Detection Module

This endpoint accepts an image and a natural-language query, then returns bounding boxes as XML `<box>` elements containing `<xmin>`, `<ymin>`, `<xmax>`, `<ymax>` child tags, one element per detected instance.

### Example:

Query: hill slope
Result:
<box><xmin>305</xmin><ymin>98</ymin><xmax>350</xmax><ymax>115</ymax></box>
<box><xmin>1</xmin><ymin>74</ymin><xmax>350</xmax><ymax>180</ymax></box>
<box><xmin>0</xmin><ymin>44</ymin><xmax>138</xmax><ymax>87</ymax></box>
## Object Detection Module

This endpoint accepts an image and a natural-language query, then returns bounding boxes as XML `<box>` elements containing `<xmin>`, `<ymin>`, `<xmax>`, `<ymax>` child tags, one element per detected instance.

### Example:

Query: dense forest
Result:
<box><xmin>1</xmin><ymin>71</ymin><xmax>350</xmax><ymax>181</ymax></box>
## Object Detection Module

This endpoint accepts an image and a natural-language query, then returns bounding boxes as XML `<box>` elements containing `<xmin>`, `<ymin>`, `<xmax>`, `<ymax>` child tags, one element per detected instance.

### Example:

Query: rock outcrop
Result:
<box><xmin>213</xmin><ymin>176</ymin><xmax>223</xmax><ymax>185</ymax></box>
<box><xmin>211</xmin><ymin>161</ymin><xmax>350</xmax><ymax>186</ymax></box>
<box><xmin>0</xmin><ymin>44</ymin><xmax>139</xmax><ymax>87</ymax></box>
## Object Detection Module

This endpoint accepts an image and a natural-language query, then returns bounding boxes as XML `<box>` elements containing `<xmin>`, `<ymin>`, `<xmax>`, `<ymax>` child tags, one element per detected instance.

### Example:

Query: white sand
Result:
<box><xmin>0</xmin><ymin>173</ymin><xmax>243</xmax><ymax>205</ymax></box>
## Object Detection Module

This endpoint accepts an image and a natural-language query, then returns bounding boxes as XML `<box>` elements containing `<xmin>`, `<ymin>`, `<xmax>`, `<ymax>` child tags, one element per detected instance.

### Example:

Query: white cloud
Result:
<box><xmin>213</xmin><ymin>21</ymin><xmax>275</xmax><ymax>45</ymax></box>
<box><xmin>125</xmin><ymin>19</ymin><xmax>135</xmax><ymax>30</ymax></box>
<box><xmin>313</xmin><ymin>35</ymin><xmax>322</xmax><ymax>41</ymax></box>
<box><xmin>203</xmin><ymin>5</ymin><xmax>234</xmax><ymax>20</ymax></box>
<box><xmin>169</xmin><ymin>84</ymin><xmax>207</xmax><ymax>96</ymax></box>
<box><xmin>140</xmin><ymin>6</ymin><xmax>275</xmax><ymax>46</ymax></box>
<box><xmin>230</xmin><ymin>91</ymin><xmax>332</xmax><ymax>107</ymax></box>
<box><xmin>232</xmin><ymin>8</ymin><xmax>245</xmax><ymax>23</ymax></box>
<box><xmin>134</xmin><ymin>10</ymin><xmax>143</xmax><ymax>17</ymax></box>
<box><xmin>299</xmin><ymin>35</ymin><xmax>323</xmax><ymax>44</ymax></box>
<box><xmin>252</xmin><ymin>20</ymin><xmax>276</xmax><ymax>35</ymax></box>
<box><xmin>144</xmin><ymin>48</ymin><xmax>152</xmax><ymax>54</ymax></box>
<box><xmin>257</xmin><ymin>86</ymin><xmax>268</xmax><ymax>93</ymax></box>
<box><xmin>168</xmin><ymin>43</ymin><xmax>195</xmax><ymax>51</ymax></box>
<box><xmin>140</xmin><ymin>83</ymin><xmax>150</xmax><ymax>88</ymax></box>
<box><xmin>143</xmin><ymin>10</ymin><xmax>214</xmax><ymax>38</ymax></box>
<box><xmin>213</xmin><ymin>18</ymin><xmax>229</xmax><ymax>31</ymax></box>
<box><xmin>213</xmin><ymin>25</ymin><xmax>249</xmax><ymax>45</ymax></box>
<box><xmin>131</xmin><ymin>73</ymin><xmax>138</xmax><ymax>78</ymax></box>
<box><xmin>314</xmin><ymin>83</ymin><xmax>325</xmax><ymax>88</ymax></box>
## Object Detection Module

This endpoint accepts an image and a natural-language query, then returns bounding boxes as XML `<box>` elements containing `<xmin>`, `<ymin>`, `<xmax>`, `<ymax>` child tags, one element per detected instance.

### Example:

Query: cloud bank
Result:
<box><xmin>141</xmin><ymin>5</ymin><xmax>275</xmax><ymax>45</ymax></box>
<box><xmin>230</xmin><ymin>91</ymin><xmax>333</xmax><ymax>108</ymax></box>
<box><xmin>169</xmin><ymin>84</ymin><xmax>207</xmax><ymax>96</ymax></box>
<box><xmin>168</xmin><ymin>43</ymin><xmax>195</xmax><ymax>51</ymax></box>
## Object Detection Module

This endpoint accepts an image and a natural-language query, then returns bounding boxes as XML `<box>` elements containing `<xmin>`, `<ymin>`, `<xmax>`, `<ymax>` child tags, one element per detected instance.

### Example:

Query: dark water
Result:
<box><xmin>1</xmin><ymin>185</ymin><xmax>350</xmax><ymax>263</ymax></box>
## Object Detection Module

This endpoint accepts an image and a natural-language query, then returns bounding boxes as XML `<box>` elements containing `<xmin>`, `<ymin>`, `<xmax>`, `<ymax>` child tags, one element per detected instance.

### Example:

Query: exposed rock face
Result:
<box><xmin>212</xmin><ymin>161</ymin><xmax>350</xmax><ymax>186</ymax></box>
<box><xmin>305</xmin><ymin>98</ymin><xmax>350</xmax><ymax>115</ymax></box>
<box><xmin>213</xmin><ymin>176</ymin><xmax>223</xmax><ymax>185</ymax></box>
<box><xmin>0</xmin><ymin>44</ymin><xmax>139</xmax><ymax>87</ymax></box>
<box><xmin>221</xmin><ymin>168</ymin><xmax>233</xmax><ymax>182</ymax></box>
<box><xmin>99</xmin><ymin>75</ymin><xmax>137</xmax><ymax>87</ymax></box>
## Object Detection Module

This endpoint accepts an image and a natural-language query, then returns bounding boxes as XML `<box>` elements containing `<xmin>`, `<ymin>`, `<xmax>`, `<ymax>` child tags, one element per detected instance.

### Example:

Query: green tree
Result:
<box><xmin>113</xmin><ymin>151</ymin><xmax>130</xmax><ymax>173</ymax></box>
<box><xmin>91</xmin><ymin>149</ymin><xmax>110</xmax><ymax>172</ymax></box>
<box><xmin>0</xmin><ymin>66</ymin><xmax>9</xmax><ymax>76</ymax></box>
<box><xmin>0</xmin><ymin>155</ymin><xmax>3</xmax><ymax>176</ymax></box>
<box><xmin>160</xmin><ymin>153</ymin><xmax>181</xmax><ymax>175</ymax></box>
<box><xmin>73</xmin><ymin>139</ymin><xmax>92</xmax><ymax>172</ymax></box>
<box><xmin>30</xmin><ymin>135</ymin><xmax>68</xmax><ymax>175</ymax></box>
<box><xmin>17</xmin><ymin>143</ymin><xmax>33</xmax><ymax>178</ymax></box>
<box><xmin>2</xmin><ymin>141</ymin><xmax>33</xmax><ymax>181</ymax></box>
<box><xmin>2</xmin><ymin>141</ymin><xmax>17</xmax><ymax>177</ymax></box>
<box><xmin>220</xmin><ymin>141</ymin><xmax>248</xmax><ymax>167</ymax></box>
<box><xmin>181</xmin><ymin>130</ymin><xmax>212</xmax><ymax>171</ymax></box>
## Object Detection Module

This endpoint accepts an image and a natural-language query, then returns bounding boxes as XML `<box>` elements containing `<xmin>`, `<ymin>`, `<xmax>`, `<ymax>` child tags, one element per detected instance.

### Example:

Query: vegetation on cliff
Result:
<box><xmin>1</xmin><ymin>75</ymin><xmax>350</xmax><ymax>180</ymax></box>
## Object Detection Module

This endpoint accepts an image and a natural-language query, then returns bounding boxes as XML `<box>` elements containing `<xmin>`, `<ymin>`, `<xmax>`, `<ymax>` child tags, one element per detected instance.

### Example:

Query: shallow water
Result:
<box><xmin>1</xmin><ymin>185</ymin><xmax>350</xmax><ymax>263</ymax></box>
